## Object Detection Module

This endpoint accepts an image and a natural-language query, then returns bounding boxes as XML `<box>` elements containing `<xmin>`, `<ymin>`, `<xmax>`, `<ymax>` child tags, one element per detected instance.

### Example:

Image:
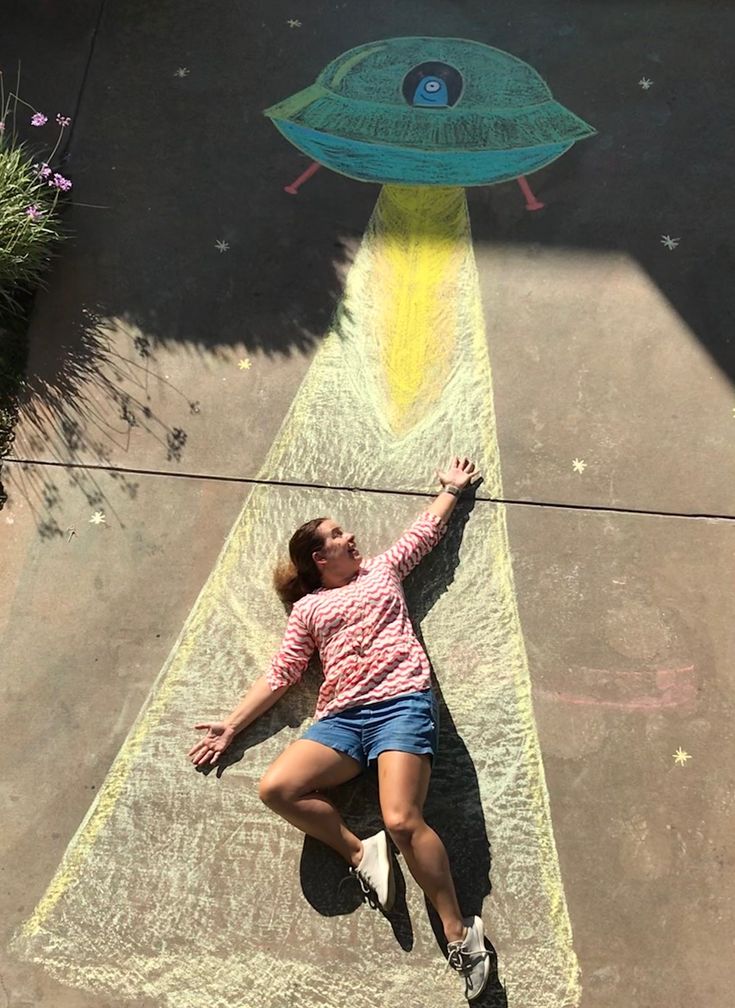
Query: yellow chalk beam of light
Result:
<box><xmin>370</xmin><ymin>185</ymin><xmax>465</xmax><ymax>436</ymax></box>
<box><xmin>13</xmin><ymin>187</ymin><xmax>580</xmax><ymax>1008</ymax></box>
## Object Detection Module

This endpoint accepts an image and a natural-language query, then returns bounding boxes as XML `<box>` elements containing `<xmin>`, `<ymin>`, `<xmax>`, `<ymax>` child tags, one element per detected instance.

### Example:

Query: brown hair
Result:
<box><xmin>273</xmin><ymin>517</ymin><xmax>328</xmax><ymax>607</ymax></box>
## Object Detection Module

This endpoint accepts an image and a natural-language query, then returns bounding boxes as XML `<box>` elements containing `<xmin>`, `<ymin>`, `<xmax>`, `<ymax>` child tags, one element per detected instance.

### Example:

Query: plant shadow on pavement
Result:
<box><xmin>296</xmin><ymin>487</ymin><xmax>507</xmax><ymax>1005</ymax></box>
<box><xmin>0</xmin><ymin>213</ymin><xmax>360</xmax><ymax>535</ymax></box>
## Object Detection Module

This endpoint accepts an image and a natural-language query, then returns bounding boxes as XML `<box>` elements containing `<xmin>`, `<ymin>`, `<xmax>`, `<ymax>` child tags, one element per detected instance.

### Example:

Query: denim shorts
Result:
<box><xmin>301</xmin><ymin>689</ymin><xmax>439</xmax><ymax>770</ymax></box>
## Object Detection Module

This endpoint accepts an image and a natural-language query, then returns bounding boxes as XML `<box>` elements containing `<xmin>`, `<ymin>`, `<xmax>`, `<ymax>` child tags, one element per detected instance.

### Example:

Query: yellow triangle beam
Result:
<box><xmin>13</xmin><ymin>185</ymin><xmax>580</xmax><ymax>1008</ymax></box>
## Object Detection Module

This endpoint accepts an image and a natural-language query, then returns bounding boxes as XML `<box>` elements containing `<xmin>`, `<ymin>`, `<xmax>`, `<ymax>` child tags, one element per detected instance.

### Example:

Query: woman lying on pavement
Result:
<box><xmin>188</xmin><ymin>455</ymin><xmax>491</xmax><ymax>1001</ymax></box>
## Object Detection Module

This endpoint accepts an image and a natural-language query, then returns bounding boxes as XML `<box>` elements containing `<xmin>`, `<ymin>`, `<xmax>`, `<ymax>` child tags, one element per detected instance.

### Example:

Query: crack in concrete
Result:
<box><xmin>58</xmin><ymin>0</ymin><xmax>108</xmax><ymax>166</ymax></box>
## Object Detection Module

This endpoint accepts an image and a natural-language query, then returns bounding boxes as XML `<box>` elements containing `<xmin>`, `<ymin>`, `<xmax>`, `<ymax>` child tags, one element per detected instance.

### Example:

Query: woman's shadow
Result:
<box><xmin>296</xmin><ymin>490</ymin><xmax>507</xmax><ymax>1006</ymax></box>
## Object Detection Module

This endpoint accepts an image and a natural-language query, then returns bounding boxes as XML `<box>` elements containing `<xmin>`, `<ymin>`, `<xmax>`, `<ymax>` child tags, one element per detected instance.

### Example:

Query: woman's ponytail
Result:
<box><xmin>273</xmin><ymin>517</ymin><xmax>327</xmax><ymax>607</ymax></box>
<box><xmin>272</xmin><ymin>558</ymin><xmax>310</xmax><ymax>607</ymax></box>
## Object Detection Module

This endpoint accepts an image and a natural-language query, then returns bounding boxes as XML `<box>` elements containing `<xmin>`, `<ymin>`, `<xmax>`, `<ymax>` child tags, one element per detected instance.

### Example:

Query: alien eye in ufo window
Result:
<box><xmin>402</xmin><ymin>61</ymin><xmax>463</xmax><ymax>108</ymax></box>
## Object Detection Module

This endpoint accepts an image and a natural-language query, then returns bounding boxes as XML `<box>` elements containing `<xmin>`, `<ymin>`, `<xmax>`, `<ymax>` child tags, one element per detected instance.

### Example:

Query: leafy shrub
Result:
<box><xmin>0</xmin><ymin>142</ymin><xmax>70</xmax><ymax>318</ymax></box>
<box><xmin>0</xmin><ymin>76</ymin><xmax>72</xmax><ymax>321</ymax></box>
<box><xmin>0</xmin><ymin>71</ymin><xmax>74</xmax><ymax>494</ymax></box>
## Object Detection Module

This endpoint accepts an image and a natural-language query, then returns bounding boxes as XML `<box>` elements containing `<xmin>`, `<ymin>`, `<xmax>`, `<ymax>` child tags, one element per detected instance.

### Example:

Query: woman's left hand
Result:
<box><xmin>436</xmin><ymin>456</ymin><xmax>480</xmax><ymax>491</ymax></box>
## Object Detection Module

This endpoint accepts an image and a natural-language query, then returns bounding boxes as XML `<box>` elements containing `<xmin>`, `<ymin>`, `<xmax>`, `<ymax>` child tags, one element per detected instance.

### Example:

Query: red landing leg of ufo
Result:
<box><xmin>284</xmin><ymin>161</ymin><xmax>546</xmax><ymax>211</ymax></box>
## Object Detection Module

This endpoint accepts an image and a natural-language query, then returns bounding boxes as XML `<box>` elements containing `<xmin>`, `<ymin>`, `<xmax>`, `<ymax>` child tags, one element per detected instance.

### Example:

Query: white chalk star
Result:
<box><xmin>572</xmin><ymin>458</ymin><xmax>587</xmax><ymax>474</ymax></box>
<box><xmin>286</xmin><ymin>19</ymin><xmax>302</xmax><ymax>28</ymax></box>
<box><xmin>638</xmin><ymin>77</ymin><xmax>654</xmax><ymax>90</ymax></box>
<box><xmin>661</xmin><ymin>234</ymin><xmax>680</xmax><ymax>250</ymax></box>
<box><xmin>89</xmin><ymin>511</ymin><xmax>106</xmax><ymax>525</ymax></box>
<box><xmin>215</xmin><ymin>239</ymin><xmax>230</xmax><ymax>253</ymax></box>
<box><xmin>237</xmin><ymin>358</ymin><xmax>252</xmax><ymax>370</ymax></box>
<box><xmin>673</xmin><ymin>747</ymin><xmax>692</xmax><ymax>766</ymax></box>
<box><xmin>174</xmin><ymin>67</ymin><xmax>190</xmax><ymax>78</ymax></box>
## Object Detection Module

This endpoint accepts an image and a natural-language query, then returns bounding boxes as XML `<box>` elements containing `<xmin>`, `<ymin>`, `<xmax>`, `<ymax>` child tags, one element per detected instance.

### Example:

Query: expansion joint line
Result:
<box><xmin>59</xmin><ymin>0</ymin><xmax>108</xmax><ymax>165</ymax></box>
<box><xmin>4</xmin><ymin>456</ymin><xmax>734</xmax><ymax>523</ymax></box>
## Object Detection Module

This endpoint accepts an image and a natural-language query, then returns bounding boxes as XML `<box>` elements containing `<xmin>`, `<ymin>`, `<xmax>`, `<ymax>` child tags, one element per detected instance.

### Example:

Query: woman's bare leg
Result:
<box><xmin>259</xmin><ymin>740</ymin><xmax>364</xmax><ymax>866</ymax></box>
<box><xmin>377</xmin><ymin>751</ymin><xmax>465</xmax><ymax>942</ymax></box>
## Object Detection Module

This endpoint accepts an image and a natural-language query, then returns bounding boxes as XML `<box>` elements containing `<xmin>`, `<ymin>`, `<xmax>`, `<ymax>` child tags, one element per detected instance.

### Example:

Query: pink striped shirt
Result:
<box><xmin>267</xmin><ymin>511</ymin><xmax>447</xmax><ymax>719</ymax></box>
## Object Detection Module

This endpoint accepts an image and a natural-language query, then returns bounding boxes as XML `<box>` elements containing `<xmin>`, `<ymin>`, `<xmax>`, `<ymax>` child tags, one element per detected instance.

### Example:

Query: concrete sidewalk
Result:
<box><xmin>2</xmin><ymin>2</ymin><xmax>734</xmax><ymax>1007</ymax></box>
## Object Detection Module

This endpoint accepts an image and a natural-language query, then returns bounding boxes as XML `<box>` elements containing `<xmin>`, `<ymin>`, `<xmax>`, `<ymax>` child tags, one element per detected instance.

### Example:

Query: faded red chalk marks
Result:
<box><xmin>284</xmin><ymin>161</ymin><xmax>322</xmax><ymax>194</ymax></box>
<box><xmin>534</xmin><ymin>664</ymin><xmax>697</xmax><ymax>712</ymax></box>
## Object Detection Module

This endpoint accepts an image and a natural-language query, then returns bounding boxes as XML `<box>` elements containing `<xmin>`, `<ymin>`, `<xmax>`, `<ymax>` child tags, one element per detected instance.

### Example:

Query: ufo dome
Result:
<box><xmin>264</xmin><ymin>37</ymin><xmax>595</xmax><ymax>187</ymax></box>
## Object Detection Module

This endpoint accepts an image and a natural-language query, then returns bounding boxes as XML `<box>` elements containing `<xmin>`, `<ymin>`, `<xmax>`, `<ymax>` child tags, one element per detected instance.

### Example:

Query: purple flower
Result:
<box><xmin>25</xmin><ymin>204</ymin><xmax>43</xmax><ymax>221</ymax></box>
<box><xmin>48</xmin><ymin>173</ymin><xmax>72</xmax><ymax>191</ymax></box>
<box><xmin>30</xmin><ymin>112</ymin><xmax>48</xmax><ymax>127</ymax></box>
<box><xmin>0</xmin><ymin>122</ymin><xmax>5</xmax><ymax>133</ymax></box>
<box><xmin>33</xmin><ymin>162</ymin><xmax>52</xmax><ymax>178</ymax></box>
<box><xmin>55</xmin><ymin>113</ymin><xmax>72</xmax><ymax>128</ymax></box>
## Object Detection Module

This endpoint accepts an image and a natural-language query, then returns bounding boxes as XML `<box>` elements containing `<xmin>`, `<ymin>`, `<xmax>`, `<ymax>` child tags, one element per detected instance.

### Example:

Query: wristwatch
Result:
<box><xmin>442</xmin><ymin>483</ymin><xmax>462</xmax><ymax>497</ymax></box>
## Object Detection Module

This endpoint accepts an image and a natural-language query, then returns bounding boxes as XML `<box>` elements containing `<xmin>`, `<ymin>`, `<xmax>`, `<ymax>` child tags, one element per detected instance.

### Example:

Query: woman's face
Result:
<box><xmin>313</xmin><ymin>518</ymin><xmax>361</xmax><ymax>582</ymax></box>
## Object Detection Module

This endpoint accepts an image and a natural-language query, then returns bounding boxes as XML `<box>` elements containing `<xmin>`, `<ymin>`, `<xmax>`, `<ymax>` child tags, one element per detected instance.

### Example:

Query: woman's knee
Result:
<box><xmin>258</xmin><ymin>772</ymin><xmax>295</xmax><ymax>809</ymax></box>
<box><xmin>383</xmin><ymin>808</ymin><xmax>424</xmax><ymax>846</ymax></box>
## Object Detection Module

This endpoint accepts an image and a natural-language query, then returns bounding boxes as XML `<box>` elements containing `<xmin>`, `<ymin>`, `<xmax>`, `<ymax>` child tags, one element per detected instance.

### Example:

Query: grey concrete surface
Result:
<box><xmin>1</xmin><ymin>1</ymin><xmax>734</xmax><ymax>1007</ymax></box>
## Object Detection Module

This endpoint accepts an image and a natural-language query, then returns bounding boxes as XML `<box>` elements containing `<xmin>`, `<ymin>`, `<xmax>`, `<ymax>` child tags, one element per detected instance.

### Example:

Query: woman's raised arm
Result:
<box><xmin>376</xmin><ymin>456</ymin><xmax>480</xmax><ymax>580</ymax></box>
<box><xmin>426</xmin><ymin>455</ymin><xmax>480</xmax><ymax>524</ymax></box>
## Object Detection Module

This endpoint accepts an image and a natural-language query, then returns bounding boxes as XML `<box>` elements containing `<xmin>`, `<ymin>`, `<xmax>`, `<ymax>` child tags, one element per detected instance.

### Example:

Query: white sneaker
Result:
<box><xmin>446</xmin><ymin>915</ymin><xmax>492</xmax><ymax>1001</ymax></box>
<box><xmin>349</xmin><ymin>830</ymin><xmax>395</xmax><ymax>912</ymax></box>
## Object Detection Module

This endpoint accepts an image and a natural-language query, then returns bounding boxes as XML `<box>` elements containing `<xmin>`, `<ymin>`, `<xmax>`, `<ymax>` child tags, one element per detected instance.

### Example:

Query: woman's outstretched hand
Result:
<box><xmin>436</xmin><ymin>455</ymin><xmax>481</xmax><ymax>491</ymax></box>
<box><xmin>188</xmin><ymin>721</ymin><xmax>236</xmax><ymax>767</ymax></box>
